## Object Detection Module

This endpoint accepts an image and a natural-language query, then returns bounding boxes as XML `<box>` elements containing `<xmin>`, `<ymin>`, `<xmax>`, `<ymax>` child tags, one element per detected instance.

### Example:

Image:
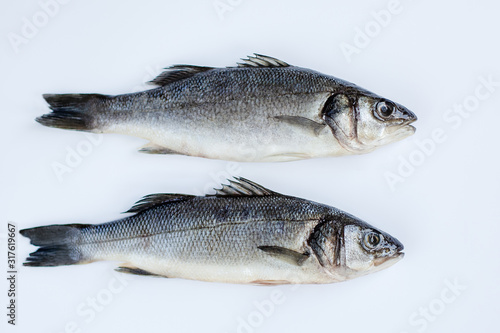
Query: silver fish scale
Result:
<box><xmin>76</xmin><ymin>195</ymin><xmax>335</xmax><ymax>265</ymax></box>
<box><xmin>85</xmin><ymin>65</ymin><xmax>382</xmax><ymax>162</ymax></box>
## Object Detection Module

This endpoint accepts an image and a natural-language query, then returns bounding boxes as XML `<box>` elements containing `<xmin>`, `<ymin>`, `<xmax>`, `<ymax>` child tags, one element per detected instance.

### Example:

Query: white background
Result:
<box><xmin>1</xmin><ymin>0</ymin><xmax>499</xmax><ymax>332</ymax></box>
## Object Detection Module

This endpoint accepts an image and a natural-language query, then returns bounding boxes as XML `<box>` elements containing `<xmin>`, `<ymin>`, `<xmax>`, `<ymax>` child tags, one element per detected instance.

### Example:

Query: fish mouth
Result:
<box><xmin>395</xmin><ymin>105</ymin><xmax>417</xmax><ymax>133</ymax></box>
<box><xmin>398</xmin><ymin>123</ymin><xmax>416</xmax><ymax>136</ymax></box>
<box><xmin>403</xmin><ymin>118</ymin><xmax>417</xmax><ymax>132</ymax></box>
<box><xmin>374</xmin><ymin>251</ymin><xmax>405</xmax><ymax>267</ymax></box>
<box><xmin>376</xmin><ymin>123</ymin><xmax>415</xmax><ymax>146</ymax></box>
<box><xmin>394</xmin><ymin>251</ymin><xmax>405</xmax><ymax>260</ymax></box>
<box><xmin>391</xmin><ymin>118</ymin><xmax>417</xmax><ymax>136</ymax></box>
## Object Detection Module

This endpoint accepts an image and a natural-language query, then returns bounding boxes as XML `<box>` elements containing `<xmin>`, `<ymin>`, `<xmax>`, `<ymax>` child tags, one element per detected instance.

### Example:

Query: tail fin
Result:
<box><xmin>20</xmin><ymin>224</ymin><xmax>91</xmax><ymax>267</ymax></box>
<box><xmin>36</xmin><ymin>94</ymin><xmax>106</xmax><ymax>131</ymax></box>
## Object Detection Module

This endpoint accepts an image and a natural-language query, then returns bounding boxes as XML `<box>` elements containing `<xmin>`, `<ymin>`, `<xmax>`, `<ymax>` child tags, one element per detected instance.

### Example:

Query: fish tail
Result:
<box><xmin>20</xmin><ymin>224</ymin><xmax>91</xmax><ymax>267</ymax></box>
<box><xmin>36</xmin><ymin>93</ymin><xmax>108</xmax><ymax>131</ymax></box>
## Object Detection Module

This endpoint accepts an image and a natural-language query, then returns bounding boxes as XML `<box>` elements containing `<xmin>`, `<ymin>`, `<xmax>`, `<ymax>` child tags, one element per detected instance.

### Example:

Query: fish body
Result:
<box><xmin>37</xmin><ymin>54</ymin><xmax>417</xmax><ymax>162</ymax></box>
<box><xmin>21</xmin><ymin>179</ymin><xmax>404</xmax><ymax>285</ymax></box>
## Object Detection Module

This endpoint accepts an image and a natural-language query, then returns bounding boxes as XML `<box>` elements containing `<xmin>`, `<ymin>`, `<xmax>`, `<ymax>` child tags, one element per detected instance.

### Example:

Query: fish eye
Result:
<box><xmin>375</xmin><ymin>101</ymin><xmax>395</xmax><ymax>119</ymax></box>
<box><xmin>363</xmin><ymin>232</ymin><xmax>382</xmax><ymax>250</ymax></box>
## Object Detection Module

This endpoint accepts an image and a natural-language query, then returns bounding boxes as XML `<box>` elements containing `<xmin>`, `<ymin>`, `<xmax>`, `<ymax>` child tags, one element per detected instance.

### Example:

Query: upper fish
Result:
<box><xmin>37</xmin><ymin>54</ymin><xmax>417</xmax><ymax>162</ymax></box>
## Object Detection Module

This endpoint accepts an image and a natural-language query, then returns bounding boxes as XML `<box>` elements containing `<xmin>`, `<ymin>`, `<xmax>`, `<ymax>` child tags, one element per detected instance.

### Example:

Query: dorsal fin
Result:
<box><xmin>236</xmin><ymin>54</ymin><xmax>289</xmax><ymax>68</ymax></box>
<box><xmin>148</xmin><ymin>65</ymin><xmax>214</xmax><ymax>86</ymax></box>
<box><xmin>149</xmin><ymin>54</ymin><xmax>289</xmax><ymax>86</ymax></box>
<box><xmin>125</xmin><ymin>193</ymin><xmax>195</xmax><ymax>214</ymax></box>
<box><xmin>125</xmin><ymin>178</ymin><xmax>277</xmax><ymax>214</ymax></box>
<box><xmin>214</xmin><ymin>177</ymin><xmax>276</xmax><ymax>197</ymax></box>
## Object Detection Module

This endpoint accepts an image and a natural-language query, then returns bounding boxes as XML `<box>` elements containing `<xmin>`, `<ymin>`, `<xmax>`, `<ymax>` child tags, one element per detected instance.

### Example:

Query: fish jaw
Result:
<box><xmin>377</xmin><ymin>121</ymin><xmax>416</xmax><ymax>146</ymax></box>
<box><xmin>340</xmin><ymin>251</ymin><xmax>404</xmax><ymax>281</ymax></box>
<box><xmin>373</xmin><ymin>252</ymin><xmax>405</xmax><ymax>270</ymax></box>
<box><xmin>355</xmin><ymin>117</ymin><xmax>417</xmax><ymax>152</ymax></box>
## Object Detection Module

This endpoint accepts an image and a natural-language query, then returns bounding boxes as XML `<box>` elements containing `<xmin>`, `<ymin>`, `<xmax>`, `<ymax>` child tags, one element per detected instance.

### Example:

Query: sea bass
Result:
<box><xmin>21</xmin><ymin>178</ymin><xmax>404</xmax><ymax>285</ymax></box>
<box><xmin>36</xmin><ymin>54</ymin><xmax>417</xmax><ymax>162</ymax></box>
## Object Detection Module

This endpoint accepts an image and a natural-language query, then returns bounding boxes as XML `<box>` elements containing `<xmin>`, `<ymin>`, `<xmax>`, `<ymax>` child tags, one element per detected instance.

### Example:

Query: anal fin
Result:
<box><xmin>115</xmin><ymin>265</ymin><xmax>164</xmax><ymax>277</ymax></box>
<box><xmin>138</xmin><ymin>142</ymin><xmax>183</xmax><ymax>155</ymax></box>
<box><xmin>263</xmin><ymin>152</ymin><xmax>311</xmax><ymax>162</ymax></box>
<box><xmin>251</xmin><ymin>280</ymin><xmax>292</xmax><ymax>286</ymax></box>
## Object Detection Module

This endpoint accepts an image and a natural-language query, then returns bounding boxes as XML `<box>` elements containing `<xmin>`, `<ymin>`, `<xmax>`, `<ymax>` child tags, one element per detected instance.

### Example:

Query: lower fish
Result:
<box><xmin>21</xmin><ymin>178</ymin><xmax>404</xmax><ymax>285</ymax></box>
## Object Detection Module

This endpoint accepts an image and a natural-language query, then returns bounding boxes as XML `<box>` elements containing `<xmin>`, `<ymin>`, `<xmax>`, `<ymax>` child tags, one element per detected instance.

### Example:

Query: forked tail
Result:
<box><xmin>20</xmin><ymin>224</ymin><xmax>90</xmax><ymax>267</ymax></box>
<box><xmin>36</xmin><ymin>93</ymin><xmax>108</xmax><ymax>131</ymax></box>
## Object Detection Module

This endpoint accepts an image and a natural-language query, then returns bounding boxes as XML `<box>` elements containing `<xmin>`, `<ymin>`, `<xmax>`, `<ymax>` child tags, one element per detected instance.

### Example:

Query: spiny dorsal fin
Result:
<box><xmin>125</xmin><ymin>193</ymin><xmax>195</xmax><ymax>214</ymax></box>
<box><xmin>126</xmin><ymin>178</ymin><xmax>277</xmax><ymax>214</ymax></box>
<box><xmin>149</xmin><ymin>55</ymin><xmax>288</xmax><ymax>86</ymax></box>
<box><xmin>214</xmin><ymin>177</ymin><xmax>277</xmax><ymax>197</ymax></box>
<box><xmin>236</xmin><ymin>54</ymin><xmax>289</xmax><ymax>68</ymax></box>
<box><xmin>148</xmin><ymin>65</ymin><xmax>214</xmax><ymax>86</ymax></box>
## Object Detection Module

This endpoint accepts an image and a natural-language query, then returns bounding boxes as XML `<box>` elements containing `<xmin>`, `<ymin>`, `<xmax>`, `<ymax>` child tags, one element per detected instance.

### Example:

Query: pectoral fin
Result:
<box><xmin>273</xmin><ymin>116</ymin><xmax>326</xmax><ymax>136</ymax></box>
<box><xmin>258</xmin><ymin>246</ymin><xmax>310</xmax><ymax>266</ymax></box>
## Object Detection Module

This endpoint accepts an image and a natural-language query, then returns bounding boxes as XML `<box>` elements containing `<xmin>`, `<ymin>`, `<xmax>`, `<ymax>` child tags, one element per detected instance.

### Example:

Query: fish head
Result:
<box><xmin>342</xmin><ymin>219</ymin><xmax>404</xmax><ymax>279</ymax></box>
<box><xmin>309</xmin><ymin>214</ymin><xmax>404</xmax><ymax>281</ymax></box>
<box><xmin>322</xmin><ymin>90</ymin><xmax>417</xmax><ymax>153</ymax></box>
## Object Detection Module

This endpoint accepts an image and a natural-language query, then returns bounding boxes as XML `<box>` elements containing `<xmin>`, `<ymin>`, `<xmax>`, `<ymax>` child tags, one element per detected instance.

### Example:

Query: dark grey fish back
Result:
<box><xmin>82</xmin><ymin>195</ymin><xmax>335</xmax><ymax>244</ymax></box>
<box><xmin>160</xmin><ymin>67</ymin><xmax>338</xmax><ymax>103</ymax></box>
<box><xmin>108</xmin><ymin>67</ymin><xmax>344</xmax><ymax>112</ymax></box>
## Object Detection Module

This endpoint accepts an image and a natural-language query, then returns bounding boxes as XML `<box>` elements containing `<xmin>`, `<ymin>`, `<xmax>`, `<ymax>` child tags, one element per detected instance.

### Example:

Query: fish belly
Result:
<box><xmin>99</xmin><ymin>94</ymin><xmax>348</xmax><ymax>161</ymax></box>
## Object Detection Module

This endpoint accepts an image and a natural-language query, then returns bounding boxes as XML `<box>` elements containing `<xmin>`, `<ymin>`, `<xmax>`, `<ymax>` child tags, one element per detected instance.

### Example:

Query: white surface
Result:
<box><xmin>1</xmin><ymin>0</ymin><xmax>499</xmax><ymax>332</ymax></box>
